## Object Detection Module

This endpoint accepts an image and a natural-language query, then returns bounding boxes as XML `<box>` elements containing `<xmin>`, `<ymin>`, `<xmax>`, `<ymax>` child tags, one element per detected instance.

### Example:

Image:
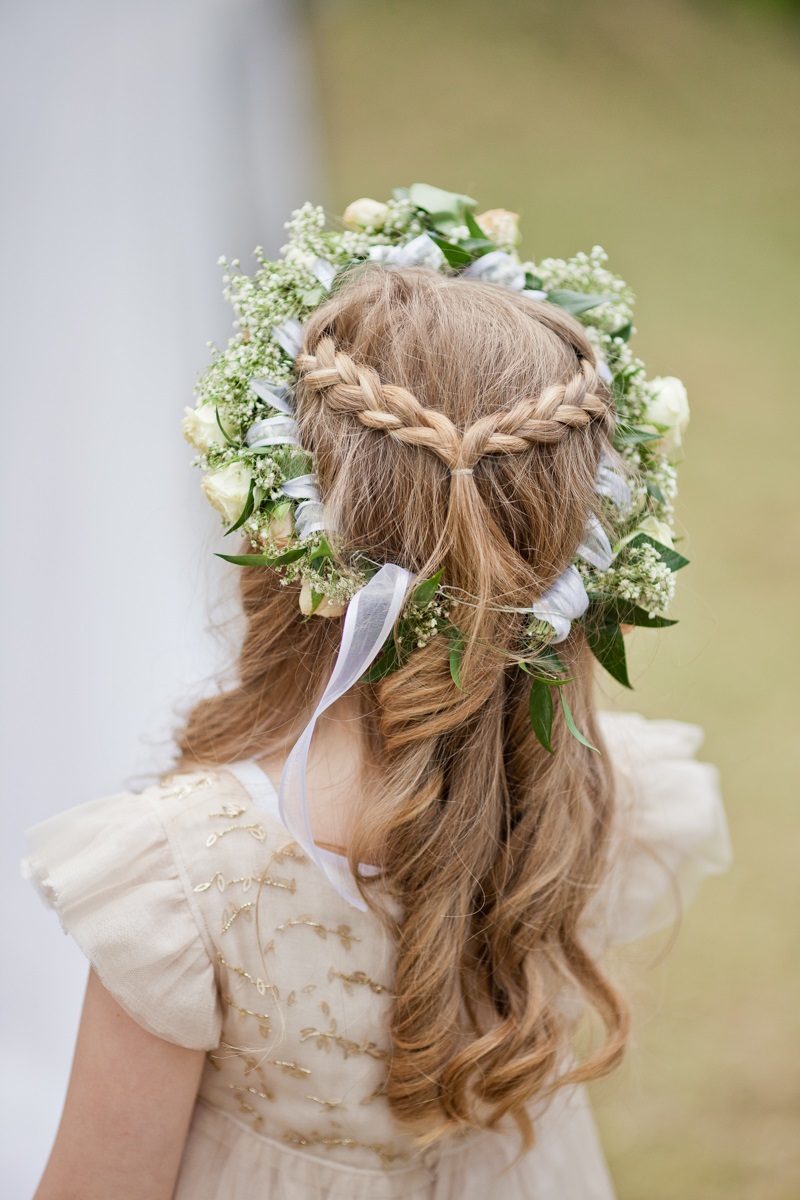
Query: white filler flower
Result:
<box><xmin>201</xmin><ymin>462</ymin><xmax>252</xmax><ymax>525</ymax></box>
<box><xmin>644</xmin><ymin>376</ymin><xmax>690</xmax><ymax>458</ymax></box>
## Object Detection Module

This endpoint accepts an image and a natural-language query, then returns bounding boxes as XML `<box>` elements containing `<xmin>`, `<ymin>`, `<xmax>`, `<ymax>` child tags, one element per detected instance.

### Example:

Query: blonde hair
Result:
<box><xmin>178</xmin><ymin>265</ymin><xmax>630</xmax><ymax>1146</ymax></box>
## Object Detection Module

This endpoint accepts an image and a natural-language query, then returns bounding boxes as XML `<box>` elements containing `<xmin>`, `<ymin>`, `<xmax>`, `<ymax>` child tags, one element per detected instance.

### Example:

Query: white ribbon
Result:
<box><xmin>246</xmin><ymin>414</ymin><xmax>301</xmax><ymax>448</ymax></box>
<box><xmin>462</xmin><ymin>249</ymin><xmax>527</xmax><ymax>292</ymax></box>
<box><xmin>368</xmin><ymin>232</ymin><xmax>445</xmax><ymax>270</ymax></box>
<box><xmin>278</xmin><ymin>562</ymin><xmax>414</xmax><ymax>909</ymax></box>
<box><xmin>272</xmin><ymin>317</ymin><xmax>304</xmax><ymax>359</ymax></box>
<box><xmin>251</xmin><ymin>377</ymin><xmax>294</xmax><ymax>415</ymax></box>
<box><xmin>595</xmin><ymin>450</ymin><xmax>632</xmax><ymax>512</ymax></box>
<box><xmin>575</xmin><ymin>513</ymin><xmax>613</xmax><ymax>570</ymax></box>
<box><xmin>530</xmin><ymin>564</ymin><xmax>590</xmax><ymax>644</ymax></box>
<box><xmin>294</xmin><ymin>500</ymin><xmax>328</xmax><ymax>538</ymax></box>
<box><xmin>311</xmin><ymin>257</ymin><xmax>336</xmax><ymax>291</ymax></box>
<box><xmin>280</xmin><ymin>472</ymin><xmax>320</xmax><ymax>502</ymax></box>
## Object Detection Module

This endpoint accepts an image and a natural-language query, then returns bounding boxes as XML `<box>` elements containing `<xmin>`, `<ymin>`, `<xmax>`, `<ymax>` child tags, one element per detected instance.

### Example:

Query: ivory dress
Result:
<box><xmin>22</xmin><ymin>711</ymin><xmax>731</xmax><ymax>1199</ymax></box>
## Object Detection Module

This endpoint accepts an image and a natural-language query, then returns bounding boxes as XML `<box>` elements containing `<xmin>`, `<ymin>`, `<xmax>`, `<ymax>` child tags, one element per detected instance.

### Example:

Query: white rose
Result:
<box><xmin>299</xmin><ymin>577</ymin><xmax>346</xmax><ymax>618</ymax></box>
<box><xmin>258</xmin><ymin>503</ymin><xmax>294</xmax><ymax>550</ymax></box>
<box><xmin>644</xmin><ymin>376</ymin><xmax>690</xmax><ymax>459</ymax></box>
<box><xmin>476</xmin><ymin>208</ymin><xmax>521</xmax><ymax>248</ymax></box>
<box><xmin>201</xmin><ymin>462</ymin><xmax>252</xmax><ymax>525</ymax></box>
<box><xmin>182</xmin><ymin>404</ymin><xmax>231</xmax><ymax>453</ymax></box>
<box><xmin>637</xmin><ymin>516</ymin><xmax>674</xmax><ymax>548</ymax></box>
<box><xmin>342</xmin><ymin>198</ymin><xmax>389</xmax><ymax>231</ymax></box>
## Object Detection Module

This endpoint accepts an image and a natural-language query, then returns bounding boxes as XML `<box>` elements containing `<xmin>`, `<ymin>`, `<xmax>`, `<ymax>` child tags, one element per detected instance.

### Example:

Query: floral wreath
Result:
<box><xmin>185</xmin><ymin>183</ymin><xmax>690</xmax><ymax>758</ymax></box>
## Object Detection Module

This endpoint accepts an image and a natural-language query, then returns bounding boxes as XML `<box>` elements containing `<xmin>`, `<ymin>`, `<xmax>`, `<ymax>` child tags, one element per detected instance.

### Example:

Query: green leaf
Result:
<box><xmin>559</xmin><ymin>690</ymin><xmax>601</xmax><ymax>754</ymax></box>
<box><xmin>646</xmin><ymin>480</ymin><xmax>665</xmax><ymax>504</ymax></box>
<box><xmin>529</xmin><ymin>678</ymin><xmax>555</xmax><ymax>753</ymax></box>
<box><xmin>625</xmin><ymin>533</ymin><xmax>690</xmax><ymax>572</ymax></box>
<box><xmin>449</xmin><ymin>628</ymin><xmax>466</xmax><ymax>690</ymax></box>
<box><xmin>525</xmin><ymin>271</ymin><xmax>545</xmax><ymax>290</ymax></box>
<box><xmin>429</xmin><ymin>234</ymin><xmax>473</xmax><ymax>269</ymax></box>
<box><xmin>215</xmin><ymin>407</ymin><xmax>238</xmax><ymax>447</ymax></box>
<box><xmin>588</xmin><ymin>597</ymin><xmax>677</xmax><ymax>629</ymax></box>
<box><xmin>611</xmin><ymin>321</ymin><xmax>633</xmax><ymax>342</ymax></box>
<box><xmin>309</xmin><ymin>587</ymin><xmax>325</xmax><ymax>614</ymax></box>
<box><xmin>613</xmin><ymin>423</ymin><xmax>663</xmax><ymax>447</ymax></box>
<box><xmin>413</xmin><ymin>568</ymin><xmax>444</xmax><ymax>607</ymax></box>
<box><xmin>585</xmin><ymin>620</ymin><xmax>632</xmax><ymax>688</ymax></box>
<box><xmin>408</xmin><ymin>183</ymin><xmax>477</xmax><ymax>220</ymax></box>
<box><xmin>546</xmin><ymin>290</ymin><xmax>615</xmax><ymax>317</ymax></box>
<box><xmin>361</xmin><ymin>640</ymin><xmax>404</xmax><ymax>683</ymax></box>
<box><xmin>223</xmin><ymin>476</ymin><xmax>255</xmax><ymax>536</ymax></box>
<box><xmin>309</xmin><ymin>536</ymin><xmax>334</xmax><ymax>564</ymax></box>
<box><xmin>266</xmin><ymin>545</ymin><xmax>309</xmax><ymax>566</ymax></box>
<box><xmin>217</xmin><ymin>543</ymin><xmax>310</xmax><ymax>569</ymax></box>
<box><xmin>464</xmin><ymin>208</ymin><xmax>487</xmax><ymax>239</ymax></box>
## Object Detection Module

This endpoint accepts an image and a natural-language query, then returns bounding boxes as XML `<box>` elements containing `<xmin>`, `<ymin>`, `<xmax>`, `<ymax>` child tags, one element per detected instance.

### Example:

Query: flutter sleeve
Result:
<box><xmin>582</xmin><ymin>710</ymin><xmax>733</xmax><ymax>947</ymax></box>
<box><xmin>21</xmin><ymin>783</ymin><xmax>222</xmax><ymax>1050</ymax></box>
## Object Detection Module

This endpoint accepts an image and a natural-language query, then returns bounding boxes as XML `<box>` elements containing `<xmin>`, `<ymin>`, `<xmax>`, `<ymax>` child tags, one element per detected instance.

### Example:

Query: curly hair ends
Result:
<box><xmin>177</xmin><ymin>265</ymin><xmax>630</xmax><ymax>1148</ymax></box>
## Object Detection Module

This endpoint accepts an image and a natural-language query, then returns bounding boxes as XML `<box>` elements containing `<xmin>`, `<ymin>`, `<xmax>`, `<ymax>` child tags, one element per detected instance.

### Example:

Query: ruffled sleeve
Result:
<box><xmin>21</xmin><ymin>787</ymin><xmax>222</xmax><ymax>1050</ymax></box>
<box><xmin>583</xmin><ymin>710</ymin><xmax>733</xmax><ymax>946</ymax></box>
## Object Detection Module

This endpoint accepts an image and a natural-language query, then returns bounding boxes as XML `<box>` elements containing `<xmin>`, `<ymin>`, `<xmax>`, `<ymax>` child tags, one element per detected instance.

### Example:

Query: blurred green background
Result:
<box><xmin>310</xmin><ymin>1</ymin><xmax>799</xmax><ymax>1195</ymax></box>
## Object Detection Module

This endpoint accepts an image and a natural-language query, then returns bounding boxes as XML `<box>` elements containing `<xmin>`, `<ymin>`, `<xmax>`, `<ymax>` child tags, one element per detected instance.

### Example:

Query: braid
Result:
<box><xmin>297</xmin><ymin>336</ymin><xmax>612</xmax><ymax>472</ymax></box>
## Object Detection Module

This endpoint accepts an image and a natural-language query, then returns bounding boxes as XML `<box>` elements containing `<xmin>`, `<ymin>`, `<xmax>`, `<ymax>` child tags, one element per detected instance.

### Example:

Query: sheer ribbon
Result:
<box><xmin>278</xmin><ymin>562</ymin><xmax>414</xmax><ymax>909</ymax></box>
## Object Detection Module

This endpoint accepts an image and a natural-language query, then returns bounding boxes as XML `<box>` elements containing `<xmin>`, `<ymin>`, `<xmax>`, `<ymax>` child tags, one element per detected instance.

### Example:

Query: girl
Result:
<box><xmin>23</xmin><ymin>192</ymin><xmax>731</xmax><ymax>1199</ymax></box>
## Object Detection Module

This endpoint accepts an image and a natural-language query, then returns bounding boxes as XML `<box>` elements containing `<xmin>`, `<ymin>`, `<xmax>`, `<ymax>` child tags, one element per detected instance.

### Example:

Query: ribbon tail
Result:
<box><xmin>277</xmin><ymin>562</ymin><xmax>414</xmax><ymax>909</ymax></box>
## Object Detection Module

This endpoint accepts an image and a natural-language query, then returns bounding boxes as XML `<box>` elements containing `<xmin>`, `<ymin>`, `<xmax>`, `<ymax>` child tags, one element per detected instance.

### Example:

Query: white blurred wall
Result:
<box><xmin>0</xmin><ymin>1</ymin><xmax>318</xmax><ymax>1193</ymax></box>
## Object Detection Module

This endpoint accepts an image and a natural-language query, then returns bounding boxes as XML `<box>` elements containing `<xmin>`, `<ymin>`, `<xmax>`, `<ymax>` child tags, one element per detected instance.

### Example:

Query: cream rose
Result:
<box><xmin>476</xmin><ymin>208</ymin><xmax>521</xmax><ymax>248</ymax></box>
<box><xmin>299</xmin><ymin>577</ymin><xmax>346</xmax><ymax>618</ymax></box>
<box><xmin>636</xmin><ymin>516</ymin><xmax>674</xmax><ymax>548</ymax></box>
<box><xmin>201</xmin><ymin>462</ymin><xmax>252</xmax><ymax>525</ymax></box>
<box><xmin>342</xmin><ymin>198</ymin><xmax>389</xmax><ymax>231</ymax></box>
<box><xmin>182</xmin><ymin>404</ymin><xmax>231</xmax><ymax>453</ymax></box>
<box><xmin>644</xmin><ymin>376</ymin><xmax>690</xmax><ymax>459</ymax></box>
<box><xmin>258</xmin><ymin>503</ymin><xmax>294</xmax><ymax>549</ymax></box>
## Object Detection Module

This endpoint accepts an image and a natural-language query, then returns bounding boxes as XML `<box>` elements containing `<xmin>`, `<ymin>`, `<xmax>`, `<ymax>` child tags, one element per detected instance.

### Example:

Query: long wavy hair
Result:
<box><xmin>177</xmin><ymin>265</ymin><xmax>630</xmax><ymax>1146</ymax></box>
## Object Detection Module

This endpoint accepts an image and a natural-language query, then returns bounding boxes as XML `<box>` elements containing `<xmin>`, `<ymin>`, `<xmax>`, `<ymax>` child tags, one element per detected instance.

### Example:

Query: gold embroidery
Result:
<box><xmin>222</xmin><ymin>992</ymin><xmax>271</xmax><ymax>1038</ymax></box>
<box><xmin>272</xmin><ymin>842</ymin><xmax>306</xmax><ymax>864</ymax></box>
<box><xmin>301</xmin><ymin>984</ymin><xmax>316</xmax><ymax>994</ymax></box>
<box><xmin>220</xmin><ymin>902</ymin><xmax>255</xmax><ymax>933</ymax></box>
<box><xmin>209</xmin><ymin>803</ymin><xmax>246</xmax><ymax>819</ymax></box>
<box><xmin>229</xmin><ymin>1081</ymin><xmax>274</xmax><ymax>1103</ymax></box>
<box><xmin>158</xmin><ymin>774</ymin><xmax>214</xmax><ymax>801</ymax></box>
<box><xmin>287</xmin><ymin>991</ymin><xmax>296</xmax><ymax>1007</ymax></box>
<box><xmin>282</xmin><ymin>1130</ymin><xmax>405</xmax><ymax>1167</ymax></box>
<box><xmin>194</xmin><ymin>870</ymin><xmax>294</xmax><ymax>895</ymax></box>
<box><xmin>263</xmin><ymin>939</ymin><xmax>275</xmax><ymax>956</ymax></box>
<box><xmin>206</xmin><ymin>823</ymin><xmax>265</xmax><ymax>846</ymax></box>
<box><xmin>299</xmin><ymin>1020</ymin><xmax>387</xmax><ymax>1061</ymax></box>
<box><xmin>320</xmin><ymin>1000</ymin><xmax>330</xmax><ymax>1017</ymax></box>
<box><xmin>306</xmin><ymin>1094</ymin><xmax>343</xmax><ymax>1111</ymax></box>
<box><xmin>275</xmin><ymin>915</ymin><xmax>360</xmax><ymax>951</ymax></box>
<box><xmin>216</xmin><ymin>951</ymin><xmax>279</xmax><ymax>1001</ymax></box>
<box><xmin>328</xmin><ymin>966</ymin><xmax>391</xmax><ymax>995</ymax></box>
<box><xmin>268</xmin><ymin>1059</ymin><xmax>311</xmax><ymax>1079</ymax></box>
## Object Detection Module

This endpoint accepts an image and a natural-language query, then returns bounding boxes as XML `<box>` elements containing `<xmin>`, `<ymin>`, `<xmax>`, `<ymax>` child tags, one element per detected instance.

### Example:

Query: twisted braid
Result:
<box><xmin>296</xmin><ymin>336</ymin><xmax>612</xmax><ymax>472</ymax></box>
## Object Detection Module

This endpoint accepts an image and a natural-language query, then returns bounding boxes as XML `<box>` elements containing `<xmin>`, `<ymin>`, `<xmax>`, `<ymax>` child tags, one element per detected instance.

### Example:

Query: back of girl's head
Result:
<box><xmin>179</xmin><ymin>263</ymin><xmax>629</xmax><ymax>1146</ymax></box>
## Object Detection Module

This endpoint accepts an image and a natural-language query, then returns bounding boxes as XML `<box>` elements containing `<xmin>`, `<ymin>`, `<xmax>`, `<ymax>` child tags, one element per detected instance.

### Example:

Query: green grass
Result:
<box><xmin>311</xmin><ymin>1</ymin><xmax>800</xmax><ymax>1193</ymax></box>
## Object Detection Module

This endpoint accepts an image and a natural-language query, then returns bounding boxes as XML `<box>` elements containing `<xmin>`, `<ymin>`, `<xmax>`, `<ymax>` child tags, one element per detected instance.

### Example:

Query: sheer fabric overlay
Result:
<box><xmin>22</xmin><ymin>711</ymin><xmax>731</xmax><ymax>1199</ymax></box>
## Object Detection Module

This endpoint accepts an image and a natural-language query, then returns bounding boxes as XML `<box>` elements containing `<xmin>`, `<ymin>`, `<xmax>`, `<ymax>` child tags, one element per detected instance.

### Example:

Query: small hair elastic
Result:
<box><xmin>451</xmin><ymin>467</ymin><xmax>474</xmax><ymax>476</ymax></box>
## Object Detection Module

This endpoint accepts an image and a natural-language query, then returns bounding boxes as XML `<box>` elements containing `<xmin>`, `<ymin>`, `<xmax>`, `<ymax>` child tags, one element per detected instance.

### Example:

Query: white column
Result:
<box><xmin>0</xmin><ymin>1</ymin><xmax>319</xmax><ymax>1190</ymax></box>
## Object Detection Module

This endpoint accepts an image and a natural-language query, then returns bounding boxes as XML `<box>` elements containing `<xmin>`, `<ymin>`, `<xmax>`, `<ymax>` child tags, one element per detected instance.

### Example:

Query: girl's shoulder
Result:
<box><xmin>20</xmin><ymin>767</ymin><xmax>295</xmax><ymax>1050</ymax></box>
<box><xmin>584</xmin><ymin>711</ymin><xmax>732</xmax><ymax>946</ymax></box>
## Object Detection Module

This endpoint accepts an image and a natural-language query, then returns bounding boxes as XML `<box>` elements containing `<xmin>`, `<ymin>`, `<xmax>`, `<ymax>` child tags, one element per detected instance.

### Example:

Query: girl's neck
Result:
<box><xmin>254</xmin><ymin>691</ymin><xmax>367</xmax><ymax>856</ymax></box>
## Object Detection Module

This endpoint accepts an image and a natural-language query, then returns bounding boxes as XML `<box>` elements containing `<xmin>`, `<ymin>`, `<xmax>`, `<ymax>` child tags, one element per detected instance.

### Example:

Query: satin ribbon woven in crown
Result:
<box><xmin>278</xmin><ymin>562</ymin><xmax>414</xmax><ymax>910</ymax></box>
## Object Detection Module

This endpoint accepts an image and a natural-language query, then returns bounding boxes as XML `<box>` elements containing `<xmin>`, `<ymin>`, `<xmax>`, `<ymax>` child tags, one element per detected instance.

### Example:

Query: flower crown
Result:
<box><xmin>186</xmin><ymin>184</ymin><xmax>690</xmax><ymax>758</ymax></box>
